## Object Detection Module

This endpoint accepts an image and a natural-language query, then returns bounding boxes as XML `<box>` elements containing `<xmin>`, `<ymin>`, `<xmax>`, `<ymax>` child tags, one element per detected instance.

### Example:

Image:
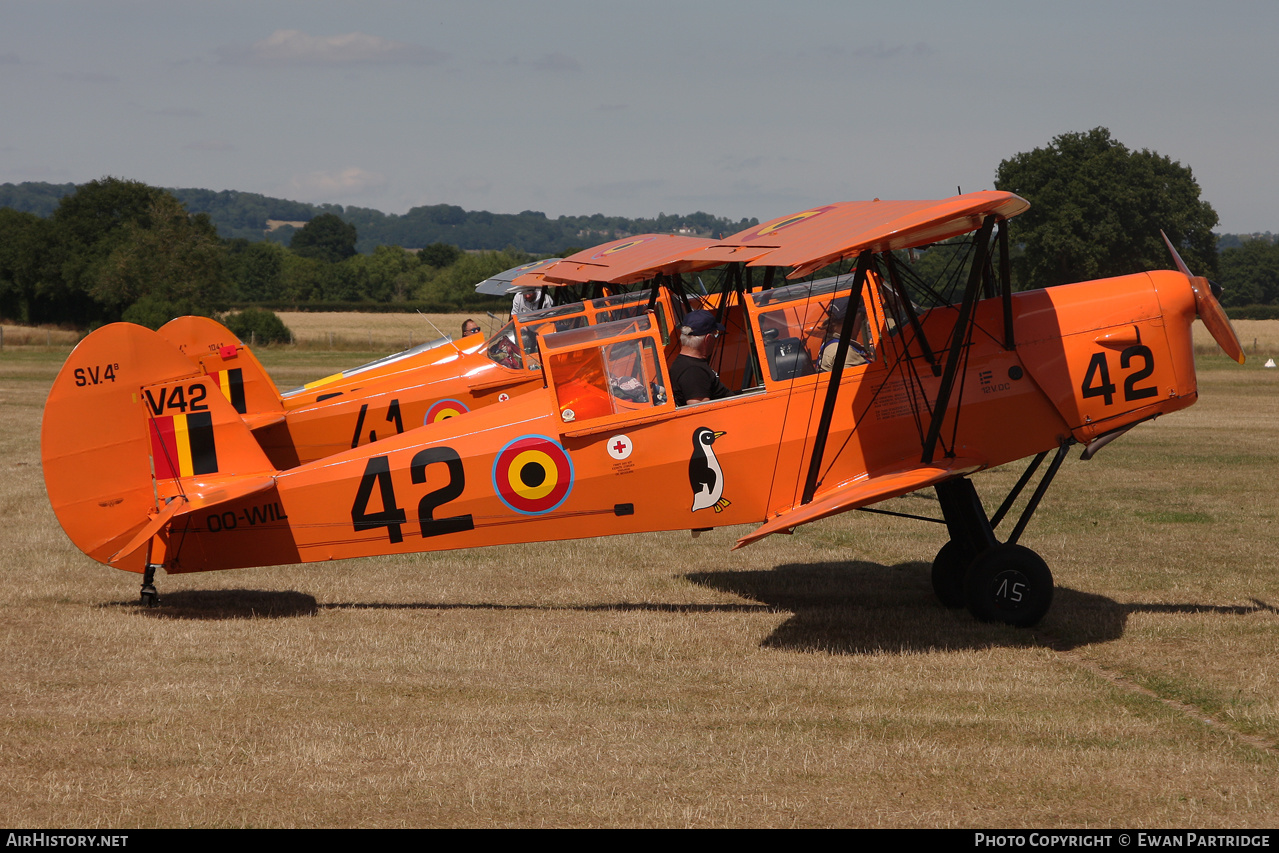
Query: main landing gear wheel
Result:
<box><xmin>963</xmin><ymin>544</ymin><xmax>1052</xmax><ymax>627</ymax></box>
<box><xmin>930</xmin><ymin>541</ymin><xmax>972</xmax><ymax>609</ymax></box>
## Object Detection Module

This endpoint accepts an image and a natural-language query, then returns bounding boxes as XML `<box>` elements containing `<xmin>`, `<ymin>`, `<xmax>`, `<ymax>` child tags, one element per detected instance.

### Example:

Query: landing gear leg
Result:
<box><xmin>930</xmin><ymin>540</ymin><xmax>972</xmax><ymax>609</ymax></box>
<box><xmin>140</xmin><ymin>563</ymin><xmax>160</xmax><ymax>608</ymax></box>
<box><xmin>931</xmin><ymin>478</ymin><xmax>997</xmax><ymax>609</ymax></box>
<box><xmin>932</xmin><ymin>453</ymin><xmax>1063</xmax><ymax>628</ymax></box>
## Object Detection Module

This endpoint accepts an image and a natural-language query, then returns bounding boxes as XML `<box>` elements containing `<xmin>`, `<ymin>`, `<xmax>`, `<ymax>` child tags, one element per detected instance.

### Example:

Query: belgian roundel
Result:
<box><xmin>492</xmin><ymin>435</ymin><xmax>574</xmax><ymax>515</ymax></box>
<box><xmin>591</xmin><ymin>235</ymin><xmax>657</xmax><ymax>260</ymax></box>
<box><xmin>739</xmin><ymin>205</ymin><xmax>836</xmax><ymax>242</ymax></box>
<box><xmin>425</xmin><ymin>398</ymin><xmax>470</xmax><ymax>424</ymax></box>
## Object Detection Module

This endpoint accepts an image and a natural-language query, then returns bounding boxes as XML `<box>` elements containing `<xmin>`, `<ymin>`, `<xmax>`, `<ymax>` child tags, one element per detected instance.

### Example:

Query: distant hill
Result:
<box><xmin>0</xmin><ymin>181</ymin><xmax>758</xmax><ymax>255</ymax></box>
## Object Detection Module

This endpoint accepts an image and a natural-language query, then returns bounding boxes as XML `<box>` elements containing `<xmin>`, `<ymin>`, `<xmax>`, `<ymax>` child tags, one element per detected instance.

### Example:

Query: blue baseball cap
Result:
<box><xmin>682</xmin><ymin>309</ymin><xmax>726</xmax><ymax>336</ymax></box>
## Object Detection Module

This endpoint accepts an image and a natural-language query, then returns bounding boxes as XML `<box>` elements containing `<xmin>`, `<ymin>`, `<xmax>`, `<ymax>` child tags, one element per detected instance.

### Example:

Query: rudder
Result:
<box><xmin>158</xmin><ymin>315</ymin><xmax>285</xmax><ymax>430</ymax></box>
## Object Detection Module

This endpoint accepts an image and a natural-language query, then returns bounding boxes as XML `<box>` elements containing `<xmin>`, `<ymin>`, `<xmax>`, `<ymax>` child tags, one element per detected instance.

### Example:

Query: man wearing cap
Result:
<box><xmin>670</xmin><ymin>309</ymin><xmax>732</xmax><ymax>406</ymax></box>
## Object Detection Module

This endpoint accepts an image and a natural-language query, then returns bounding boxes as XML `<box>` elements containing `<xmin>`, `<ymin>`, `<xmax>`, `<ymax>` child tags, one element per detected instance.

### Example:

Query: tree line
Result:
<box><xmin>0</xmin><ymin>182</ymin><xmax>758</xmax><ymax>254</ymax></box>
<box><xmin>0</xmin><ymin>179</ymin><xmax>541</xmax><ymax>328</ymax></box>
<box><xmin>5</xmin><ymin>128</ymin><xmax>1279</xmax><ymax>330</ymax></box>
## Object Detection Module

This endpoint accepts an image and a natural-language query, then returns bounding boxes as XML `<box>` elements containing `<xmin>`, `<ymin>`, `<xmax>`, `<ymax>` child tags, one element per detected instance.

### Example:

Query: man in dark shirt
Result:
<box><xmin>670</xmin><ymin>309</ymin><xmax>732</xmax><ymax>405</ymax></box>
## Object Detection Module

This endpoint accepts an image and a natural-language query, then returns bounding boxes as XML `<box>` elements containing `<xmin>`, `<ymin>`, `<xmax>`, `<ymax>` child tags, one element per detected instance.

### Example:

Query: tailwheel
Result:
<box><xmin>139</xmin><ymin>563</ymin><xmax>160</xmax><ymax>608</ymax></box>
<box><xmin>930</xmin><ymin>540</ymin><xmax>972</xmax><ymax>609</ymax></box>
<box><xmin>963</xmin><ymin>544</ymin><xmax>1052</xmax><ymax>627</ymax></box>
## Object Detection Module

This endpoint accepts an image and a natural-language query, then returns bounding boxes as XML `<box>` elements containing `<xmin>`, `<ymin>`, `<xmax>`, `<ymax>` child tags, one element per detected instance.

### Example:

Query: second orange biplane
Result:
<box><xmin>155</xmin><ymin>237</ymin><xmax>716</xmax><ymax>467</ymax></box>
<box><xmin>41</xmin><ymin>191</ymin><xmax>1244</xmax><ymax>626</ymax></box>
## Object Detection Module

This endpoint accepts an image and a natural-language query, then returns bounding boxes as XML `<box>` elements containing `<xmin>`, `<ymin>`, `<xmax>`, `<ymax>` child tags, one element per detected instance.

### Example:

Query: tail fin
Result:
<box><xmin>158</xmin><ymin>316</ymin><xmax>286</xmax><ymax>429</ymax></box>
<box><xmin>42</xmin><ymin>323</ymin><xmax>277</xmax><ymax>572</ymax></box>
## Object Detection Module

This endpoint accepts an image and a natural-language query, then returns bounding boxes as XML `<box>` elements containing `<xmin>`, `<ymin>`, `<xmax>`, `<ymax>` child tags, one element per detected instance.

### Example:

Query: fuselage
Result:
<box><xmin>150</xmin><ymin>266</ymin><xmax>1203</xmax><ymax>573</ymax></box>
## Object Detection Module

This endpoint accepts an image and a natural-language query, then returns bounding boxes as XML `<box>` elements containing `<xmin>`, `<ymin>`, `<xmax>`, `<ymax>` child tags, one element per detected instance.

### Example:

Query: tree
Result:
<box><xmin>290</xmin><ymin>212</ymin><xmax>358</xmax><ymax>263</ymax></box>
<box><xmin>90</xmin><ymin>193</ymin><xmax>229</xmax><ymax>315</ymax></box>
<box><xmin>224</xmin><ymin>307</ymin><xmax>292</xmax><ymax>344</ymax></box>
<box><xmin>0</xmin><ymin>208</ymin><xmax>49</xmax><ymax>323</ymax></box>
<box><xmin>426</xmin><ymin>249</ymin><xmax>534</xmax><ymax>304</ymax></box>
<box><xmin>418</xmin><ymin>241</ymin><xmax>462</xmax><ymax>269</ymax></box>
<box><xmin>1219</xmin><ymin>239</ymin><xmax>1279</xmax><ymax>307</ymax></box>
<box><xmin>39</xmin><ymin>177</ymin><xmax>170</xmax><ymax>325</ymax></box>
<box><xmin>225</xmin><ymin>239</ymin><xmax>287</xmax><ymax>302</ymax></box>
<box><xmin>346</xmin><ymin>245</ymin><xmax>422</xmax><ymax>302</ymax></box>
<box><xmin>994</xmin><ymin>127</ymin><xmax>1218</xmax><ymax>289</ymax></box>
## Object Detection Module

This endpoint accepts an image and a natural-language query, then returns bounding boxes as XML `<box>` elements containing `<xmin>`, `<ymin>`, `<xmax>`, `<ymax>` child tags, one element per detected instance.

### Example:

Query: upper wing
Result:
<box><xmin>532</xmin><ymin>234</ymin><xmax>718</xmax><ymax>286</ymax></box>
<box><xmin>697</xmin><ymin>191</ymin><xmax>1029</xmax><ymax>279</ymax></box>
<box><xmin>529</xmin><ymin>192</ymin><xmax>1030</xmax><ymax>289</ymax></box>
<box><xmin>475</xmin><ymin>258</ymin><xmax>564</xmax><ymax>295</ymax></box>
<box><xmin>733</xmin><ymin>456</ymin><xmax>985</xmax><ymax>550</ymax></box>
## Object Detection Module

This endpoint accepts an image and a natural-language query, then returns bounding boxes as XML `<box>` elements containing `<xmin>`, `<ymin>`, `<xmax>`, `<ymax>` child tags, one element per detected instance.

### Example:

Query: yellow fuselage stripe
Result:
<box><xmin>173</xmin><ymin>414</ymin><xmax>193</xmax><ymax>478</ymax></box>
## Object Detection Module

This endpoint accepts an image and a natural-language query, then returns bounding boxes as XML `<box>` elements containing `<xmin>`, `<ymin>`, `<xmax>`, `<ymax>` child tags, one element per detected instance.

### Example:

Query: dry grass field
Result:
<box><xmin>2</xmin><ymin>321</ymin><xmax>1279</xmax><ymax>827</ymax></box>
<box><xmin>276</xmin><ymin>311</ymin><xmax>504</xmax><ymax>351</ymax></box>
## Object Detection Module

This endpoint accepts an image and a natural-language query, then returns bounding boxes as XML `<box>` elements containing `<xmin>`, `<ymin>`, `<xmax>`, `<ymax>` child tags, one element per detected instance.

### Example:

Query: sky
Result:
<box><xmin>2</xmin><ymin>0</ymin><xmax>1276</xmax><ymax>233</ymax></box>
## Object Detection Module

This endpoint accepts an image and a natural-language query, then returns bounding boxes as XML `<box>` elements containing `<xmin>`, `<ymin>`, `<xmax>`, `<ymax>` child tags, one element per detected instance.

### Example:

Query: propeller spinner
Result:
<box><xmin>1161</xmin><ymin>230</ymin><xmax>1245</xmax><ymax>364</ymax></box>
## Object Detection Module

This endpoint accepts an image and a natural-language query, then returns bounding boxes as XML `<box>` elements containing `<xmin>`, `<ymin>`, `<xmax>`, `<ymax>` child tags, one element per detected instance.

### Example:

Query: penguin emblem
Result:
<box><xmin>689</xmin><ymin>426</ymin><xmax>731</xmax><ymax>513</ymax></box>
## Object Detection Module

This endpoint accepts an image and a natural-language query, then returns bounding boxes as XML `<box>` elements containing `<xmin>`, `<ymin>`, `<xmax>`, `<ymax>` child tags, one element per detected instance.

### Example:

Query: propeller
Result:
<box><xmin>1161</xmin><ymin>230</ymin><xmax>1245</xmax><ymax>364</ymax></box>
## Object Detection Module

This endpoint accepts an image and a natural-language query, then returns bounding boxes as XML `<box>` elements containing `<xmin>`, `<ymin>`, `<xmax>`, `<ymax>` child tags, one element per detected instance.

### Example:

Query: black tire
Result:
<box><xmin>963</xmin><ymin>544</ymin><xmax>1053</xmax><ymax>627</ymax></box>
<box><xmin>930</xmin><ymin>540</ymin><xmax>971</xmax><ymax>608</ymax></box>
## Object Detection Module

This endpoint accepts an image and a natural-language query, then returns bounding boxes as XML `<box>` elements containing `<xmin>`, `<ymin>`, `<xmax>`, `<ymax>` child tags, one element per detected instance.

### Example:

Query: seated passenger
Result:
<box><xmin>489</xmin><ymin>333</ymin><xmax>523</xmax><ymax>369</ymax></box>
<box><xmin>817</xmin><ymin>300</ymin><xmax>869</xmax><ymax>372</ymax></box>
<box><xmin>670</xmin><ymin>310</ymin><xmax>732</xmax><ymax>405</ymax></box>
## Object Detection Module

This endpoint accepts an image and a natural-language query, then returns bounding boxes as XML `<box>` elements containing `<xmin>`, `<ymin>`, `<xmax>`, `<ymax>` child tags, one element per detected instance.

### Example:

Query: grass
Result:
<box><xmin>2</xmin><ymin>330</ymin><xmax>1279</xmax><ymax>826</ymax></box>
<box><xmin>275</xmin><ymin>311</ymin><xmax>499</xmax><ymax>351</ymax></box>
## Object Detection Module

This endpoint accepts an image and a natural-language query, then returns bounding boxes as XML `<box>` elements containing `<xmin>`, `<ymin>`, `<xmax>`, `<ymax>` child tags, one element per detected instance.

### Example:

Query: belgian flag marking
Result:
<box><xmin>149</xmin><ymin>411</ymin><xmax>219</xmax><ymax>479</ymax></box>
<box><xmin>207</xmin><ymin>367</ymin><xmax>247</xmax><ymax>414</ymax></box>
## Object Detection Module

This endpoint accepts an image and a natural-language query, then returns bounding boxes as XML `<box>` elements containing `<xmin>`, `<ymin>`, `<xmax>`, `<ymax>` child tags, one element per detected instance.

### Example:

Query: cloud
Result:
<box><xmin>595</xmin><ymin>103</ymin><xmax>628</xmax><ymax>112</ymax></box>
<box><xmin>530</xmin><ymin>53</ymin><xmax>581</xmax><ymax>73</ymax></box>
<box><xmin>57</xmin><ymin>71</ymin><xmax>117</xmax><ymax>83</ymax></box>
<box><xmin>576</xmin><ymin>179</ymin><xmax>664</xmax><ymax>200</ymax></box>
<box><xmin>184</xmin><ymin>140</ymin><xmax>233</xmax><ymax>152</ymax></box>
<box><xmin>715</xmin><ymin>155</ymin><xmax>767</xmax><ymax>173</ymax></box>
<box><xmin>820</xmin><ymin>41</ymin><xmax>933</xmax><ymax>60</ymax></box>
<box><xmin>220</xmin><ymin>30</ymin><xmax>446</xmax><ymax>67</ymax></box>
<box><xmin>151</xmin><ymin>107</ymin><xmax>201</xmax><ymax>118</ymax></box>
<box><xmin>288</xmin><ymin>167</ymin><xmax>387</xmax><ymax>199</ymax></box>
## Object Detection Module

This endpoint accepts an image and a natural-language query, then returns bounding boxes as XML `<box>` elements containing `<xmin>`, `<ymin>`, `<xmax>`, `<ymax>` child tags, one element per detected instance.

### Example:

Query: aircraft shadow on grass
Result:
<box><xmin>121</xmin><ymin>567</ymin><xmax>1276</xmax><ymax>654</ymax></box>
<box><xmin>120</xmin><ymin>588</ymin><xmax>319</xmax><ymax>620</ymax></box>
<box><xmin>684</xmin><ymin>562</ymin><xmax>1279</xmax><ymax>655</ymax></box>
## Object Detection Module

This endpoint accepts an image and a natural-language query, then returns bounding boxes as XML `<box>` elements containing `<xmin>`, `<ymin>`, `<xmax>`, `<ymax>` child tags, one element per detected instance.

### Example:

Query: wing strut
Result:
<box><xmin>999</xmin><ymin>222</ymin><xmax>1015</xmax><ymax>350</ymax></box>
<box><xmin>882</xmin><ymin>251</ymin><xmax>940</xmax><ymax>375</ymax></box>
<box><xmin>921</xmin><ymin>214</ymin><xmax>996</xmax><ymax>464</ymax></box>
<box><xmin>801</xmin><ymin>250</ymin><xmax>872</xmax><ymax>505</ymax></box>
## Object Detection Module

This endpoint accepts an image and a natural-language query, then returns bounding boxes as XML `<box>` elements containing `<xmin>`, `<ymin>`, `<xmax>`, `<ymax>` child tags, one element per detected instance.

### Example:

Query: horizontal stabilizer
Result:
<box><xmin>107</xmin><ymin>473</ymin><xmax>278</xmax><ymax>565</ymax></box>
<box><xmin>734</xmin><ymin>457</ymin><xmax>984</xmax><ymax>550</ymax></box>
<box><xmin>244</xmin><ymin>412</ymin><xmax>287</xmax><ymax>431</ymax></box>
<box><xmin>108</xmin><ymin>496</ymin><xmax>187</xmax><ymax>565</ymax></box>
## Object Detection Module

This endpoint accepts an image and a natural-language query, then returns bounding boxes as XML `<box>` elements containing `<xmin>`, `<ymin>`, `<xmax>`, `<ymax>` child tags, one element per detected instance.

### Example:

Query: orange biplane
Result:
<box><xmin>41</xmin><ymin>191</ymin><xmax>1244</xmax><ymax>626</ymax></box>
<box><xmin>156</xmin><ymin>236</ymin><xmax>715</xmax><ymax>467</ymax></box>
